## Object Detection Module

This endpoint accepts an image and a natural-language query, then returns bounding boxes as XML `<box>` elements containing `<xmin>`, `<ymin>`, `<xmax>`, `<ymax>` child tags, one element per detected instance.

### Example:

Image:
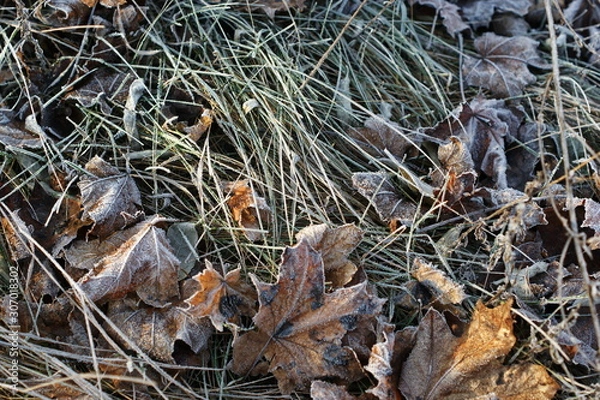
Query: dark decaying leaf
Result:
<box><xmin>230</xmin><ymin>240</ymin><xmax>385</xmax><ymax>394</ymax></box>
<box><xmin>185</xmin><ymin>262</ymin><xmax>257</xmax><ymax>331</ymax></box>
<box><xmin>352</xmin><ymin>172</ymin><xmax>417</xmax><ymax>228</ymax></box>
<box><xmin>64</xmin><ymin>71</ymin><xmax>132</xmax><ymax>114</ymax></box>
<box><xmin>107</xmin><ymin>298</ymin><xmax>213</xmax><ymax>363</ymax></box>
<box><xmin>425</xmin><ymin>96</ymin><xmax>540</xmax><ymax>190</ymax></box>
<box><xmin>463</xmin><ymin>32</ymin><xmax>547</xmax><ymax>97</ymax></box>
<box><xmin>71</xmin><ymin>216</ymin><xmax>180</xmax><ymax>307</ymax></box>
<box><xmin>0</xmin><ymin>111</ymin><xmax>45</xmax><ymax>148</ymax></box>
<box><xmin>295</xmin><ymin>223</ymin><xmax>362</xmax><ymax>287</ymax></box>
<box><xmin>398</xmin><ymin>299</ymin><xmax>559</xmax><ymax>399</ymax></box>
<box><xmin>407</xmin><ymin>0</ymin><xmax>469</xmax><ymax>38</ymax></box>
<box><xmin>565</xmin><ymin>197</ymin><xmax>600</xmax><ymax>249</ymax></box>
<box><xmin>457</xmin><ymin>0</ymin><xmax>532</xmax><ymax>29</ymax></box>
<box><xmin>346</xmin><ymin>116</ymin><xmax>417</xmax><ymax>161</ymax></box>
<box><xmin>78</xmin><ymin>155</ymin><xmax>143</xmax><ymax>239</ymax></box>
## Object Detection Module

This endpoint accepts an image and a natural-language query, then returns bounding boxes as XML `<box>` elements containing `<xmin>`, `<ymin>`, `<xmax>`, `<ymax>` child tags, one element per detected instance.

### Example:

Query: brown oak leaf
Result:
<box><xmin>230</xmin><ymin>240</ymin><xmax>385</xmax><ymax>394</ymax></box>
<box><xmin>222</xmin><ymin>180</ymin><xmax>271</xmax><ymax>241</ymax></box>
<box><xmin>107</xmin><ymin>297</ymin><xmax>212</xmax><ymax>363</ymax></box>
<box><xmin>78</xmin><ymin>156</ymin><xmax>143</xmax><ymax>239</ymax></box>
<box><xmin>352</xmin><ymin>172</ymin><xmax>417</xmax><ymax>228</ymax></box>
<box><xmin>70</xmin><ymin>215</ymin><xmax>180</xmax><ymax>307</ymax></box>
<box><xmin>398</xmin><ymin>299</ymin><xmax>559</xmax><ymax>399</ymax></box>
<box><xmin>463</xmin><ymin>32</ymin><xmax>547</xmax><ymax>97</ymax></box>
<box><xmin>295</xmin><ymin>223</ymin><xmax>362</xmax><ymax>287</ymax></box>
<box><xmin>185</xmin><ymin>261</ymin><xmax>257</xmax><ymax>331</ymax></box>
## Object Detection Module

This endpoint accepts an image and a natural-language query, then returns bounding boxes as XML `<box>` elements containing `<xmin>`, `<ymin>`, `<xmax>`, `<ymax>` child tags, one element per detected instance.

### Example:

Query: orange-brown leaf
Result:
<box><xmin>223</xmin><ymin>180</ymin><xmax>271</xmax><ymax>241</ymax></box>
<box><xmin>295</xmin><ymin>223</ymin><xmax>362</xmax><ymax>287</ymax></box>
<box><xmin>185</xmin><ymin>262</ymin><xmax>256</xmax><ymax>331</ymax></box>
<box><xmin>231</xmin><ymin>240</ymin><xmax>385</xmax><ymax>394</ymax></box>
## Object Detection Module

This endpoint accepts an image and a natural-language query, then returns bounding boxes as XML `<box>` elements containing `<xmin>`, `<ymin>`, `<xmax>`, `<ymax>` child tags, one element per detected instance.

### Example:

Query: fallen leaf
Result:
<box><xmin>411</xmin><ymin>258</ymin><xmax>466</xmax><ymax>305</ymax></box>
<box><xmin>72</xmin><ymin>215</ymin><xmax>180</xmax><ymax>307</ymax></box>
<box><xmin>183</xmin><ymin>108</ymin><xmax>213</xmax><ymax>141</ymax></box>
<box><xmin>107</xmin><ymin>297</ymin><xmax>213</xmax><ymax>363</ymax></box>
<box><xmin>167</xmin><ymin>222</ymin><xmax>199</xmax><ymax>279</ymax></box>
<box><xmin>230</xmin><ymin>240</ymin><xmax>385</xmax><ymax>394</ymax></box>
<box><xmin>78</xmin><ymin>155</ymin><xmax>143</xmax><ymax>239</ymax></box>
<box><xmin>310</xmin><ymin>380</ymin><xmax>363</xmax><ymax>400</ymax></box>
<box><xmin>185</xmin><ymin>261</ymin><xmax>257</xmax><ymax>331</ymax></box>
<box><xmin>457</xmin><ymin>0</ymin><xmax>532</xmax><ymax>29</ymax></box>
<box><xmin>222</xmin><ymin>180</ymin><xmax>271</xmax><ymax>241</ymax></box>
<box><xmin>0</xmin><ymin>111</ymin><xmax>44</xmax><ymax>148</ymax></box>
<box><xmin>463</xmin><ymin>33</ymin><xmax>547</xmax><ymax>97</ymax></box>
<box><xmin>346</xmin><ymin>116</ymin><xmax>417</xmax><ymax>161</ymax></box>
<box><xmin>352</xmin><ymin>172</ymin><xmax>417</xmax><ymax>228</ymax></box>
<box><xmin>563</xmin><ymin>0</ymin><xmax>600</xmax><ymax>64</ymax></box>
<box><xmin>407</xmin><ymin>0</ymin><xmax>470</xmax><ymax>38</ymax></box>
<box><xmin>64</xmin><ymin>71</ymin><xmax>132</xmax><ymax>114</ymax></box>
<box><xmin>295</xmin><ymin>223</ymin><xmax>362</xmax><ymax>287</ymax></box>
<box><xmin>245</xmin><ymin>0</ymin><xmax>306</xmax><ymax>18</ymax></box>
<box><xmin>425</xmin><ymin>96</ymin><xmax>541</xmax><ymax>190</ymax></box>
<box><xmin>565</xmin><ymin>197</ymin><xmax>600</xmax><ymax>249</ymax></box>
<box><xmin>399</xmin><ymin>299</ymin><xmax>559</xmax><ymax>399</ymax></box>
<box><xmin>35</xmin><ymin>0</ymin><xmax>92</xmax><ymax>26</ymax></box>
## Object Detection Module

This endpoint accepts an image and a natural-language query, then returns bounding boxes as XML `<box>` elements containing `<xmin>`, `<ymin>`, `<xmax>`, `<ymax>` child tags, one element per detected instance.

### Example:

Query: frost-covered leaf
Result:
<box><xmin>463</xmin><ymin>33</ymin><xmax>547</xmax><ymax>97</ymax></box>
<box><xmin>411</xmin><ymin>258</ymin><xmax>466</xmax><ymax>305</ymax></box>
<box><xmin>185</xmin><ymin>262</ymin><xmax>256</xmax><ymax>331</ymax></box>
<box><xmin>408</xmin><ymin>0</ymin><xmax>469</xmax><ymax>37</ymax></box>
<box><xmin>346</xmin><ymin>116</ymin><xmax>417</xmax><ymax>161</ymax></box>
<box><xmin>295</xmin><ymin>223</ymin><xmax>362</xmax><ymax>287</ymax></box>
<box><xmin>78</xmin><ymin>156</ymin><xmax>143</xmax><ymax>239</ymax></box>
<box><xmin>107</xmin><ymin>298</ymin><xmax>212</xmax><ymax>363</ymax></box>
<box><xmin>399</xmin><ymin>299</ymin><xmax>559</xmax><ymax>399</ymax></box>
<box><xmin>231</xmin><ymin>240</ymin><xmax>385</xmax><ymax>394</ymax></box>
<box><xmin>222</xmin><ymin>180</ymin><xmax>271</xmax><ymax>241</ymax></box>
<box><xmin>167</xmin><ymin>222</ymin><xmax>199</xmax><ymax>278</ymax></box>
<box><xmin>73</xmin><ymin>216</ymin><xmax>180</xmax><ymax>307</ymax></box>
<box><xmin>352</xmin><ymin>172</ymin><xmax>417</xmax><ymax>228</ymax></box>
<box><xmin>457</xmin><ymin>0</ymin><xmax>532</xmax><ymax>29</ymax></box>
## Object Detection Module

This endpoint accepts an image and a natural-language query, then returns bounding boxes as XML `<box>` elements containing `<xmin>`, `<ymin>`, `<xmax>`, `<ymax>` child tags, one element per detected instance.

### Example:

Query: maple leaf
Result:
<box><xmin>222</xmin><ymin>180</ymin><xmax>271</xmax><ymax>241</ymax></box>
<box><xmin>463</xmin><ymin>33</ymin><xmax>547</xmax><ymax>97</ymax></box>
<box><xmin>352</xmin><ymin>172</ymin><xmax>417</xmax><ymax>228</ymax></box>
<box><xmin>68</xmin><ymin>215</ymin><xmax>180</xmax><ymax>307</ymax></box>
<box><xmin>78</xmin><ymin>156</ymin><xmax>143</xmax><ymax>239</ymax></box>
<box><xmin>230</xmin><ymin>240</ymin><xmax>385</xmax><ymax>394</ymax></box>
<box><xmin>295</xmin><ymin>223</ymin><xmax>362</xmax><ymax>287</ymax></box>
<box><xmin>185</xmin><ymin>261</ymin><xmax>257</xmax><ymax>331</ymax></box>
<box><xmin>107</xmin><ymin>297</ymin><xmax>213</xmax><ymax>363</ymax></box>
<box><xmin>407</xmin><ymin>0</ymin><xmax>470</xmax><ymax>38</ymax></box>
<box><xmin>398</xmin><ymin>299</ymin><xmax>559</xmax><ymax>399</ymax></box>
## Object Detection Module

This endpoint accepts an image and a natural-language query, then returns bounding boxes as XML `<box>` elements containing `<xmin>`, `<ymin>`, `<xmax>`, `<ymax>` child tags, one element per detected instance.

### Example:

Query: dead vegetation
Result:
<box><xmin>1</xmin><ymin>0</ymin><xmax>600</xmax><ymax>399</ymax></box>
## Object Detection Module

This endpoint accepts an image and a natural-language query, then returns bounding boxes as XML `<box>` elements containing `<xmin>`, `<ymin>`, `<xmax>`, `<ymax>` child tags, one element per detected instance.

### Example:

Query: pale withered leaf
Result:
<box><xmin>78</xmin><ymin>155</ymin><xmax>142</xmax><ymax>239</ymax></box>
<box><xmin>75</xmin><ymin>215</ymin><xmax>180</xmax><ymax>307</ymax></box>
<box><xmin>407</xmin><ymin>0</ymin><xmax>469</xmax><ymax>38</ymax></box>
<box><xmin>222</xmin><ymin>180</ymin><xmax>271</xmax><ymax>241</ymax></box>
<box><xmin>463</xmin><ymin>33</ymin><xmax>547</xmax><ymax>97</ymax></box>
<box><xmin>107</xmin><ymin>298</ymin><xmax>212</xmax><ymax>363</ymax></box>
<box><xmin>457</xmin><ymin>0</ymin><xmax>531</xmax><ymax>29</ymax></box>
<box><xmin>411</xmin><ymin>258</ymin><xmax>467</xmax><ymax>305</ymax></box>
<box><xmin>231</xmin><ymin>240</ymin><xmax>385</xmax><ymax>394</ymax></box>
<box><xmin>295</xmin><ymin>223</ymin><xmax>362</xmax><ymax>287</ymax></box>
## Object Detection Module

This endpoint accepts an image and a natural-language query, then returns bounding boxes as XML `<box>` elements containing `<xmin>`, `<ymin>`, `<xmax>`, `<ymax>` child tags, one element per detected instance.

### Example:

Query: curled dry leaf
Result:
<box><xmin>70</xmin><ymin>215</ymin><xmax>180</xmax><ymax>307</ymax></box>
<box><xmin>399</xmin><ymin>299</ymin><xmax>559</xmax><ymax>399</ymax></box>
<box><xmin>407</xmin><ymin>0</ymin><xmax>469</xmax><ymax>38</ymax></box>
<box><xmin>352</xmin><ymin>172</ymin><xmax>417</xmax><ymax>228</ymax></box>
<box><xmin>565</xmin><ymin>197</ymin><xmax>600</xmax><ymax>249</ymax></box>
<box><xmin>231</xmin><ymin>240</ymin><xmax>385</xmax><ymax>394</ymax></box>
<box><xmin>412</xmin><ymin>258</ymin><xmax>466</xmax><ymax>305</ymax></box>
<box><xmin>107</xmin><ymin>298</ymin><xmax>213</xmax><ymax>363</ymax></box>
<box><xmin>346</xmin><ymin>116</ymin><xmax>417</xmax><ymax>161</ymax></box>
<box><xmin>78</xmin><ymin>155</ymin><xmax>143</xmax><ymax>239</ymax></box>
<box><xmin>463</xmin><ymin>32</ymin><xmax>548</xmax><ymax>97</ymax></box>
<box><xmin>295</xmin><ymin>223</ymin><xmax>362</xmax><ymax>287</ymax></box>
<box><xmin>222</xmin><ymin>180</ymin><xmax>271</xmax><ymax>241</ymax></box>
<box><xmin>457</xmin><ymin>0</ymin><xmax>531</xmax><ymax>29</ymax></box>
<box><xmin>185</xmin><ymin>261</ymin><xmax>257</xmax><ymax>331</ymax></box>
<box><xmin>310</xmin><ymin>381</ymin><xmax>362</xmax><ymax>400</ymax></box>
